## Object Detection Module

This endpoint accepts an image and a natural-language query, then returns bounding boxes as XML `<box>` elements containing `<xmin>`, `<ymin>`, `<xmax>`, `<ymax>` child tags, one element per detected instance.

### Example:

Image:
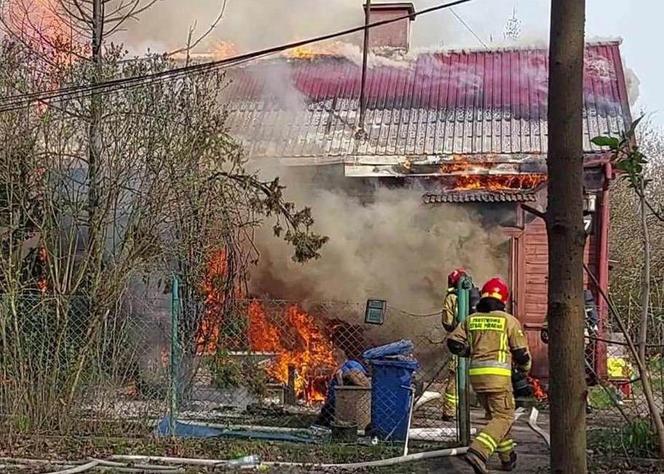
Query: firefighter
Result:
<box><xmin>447</xmin><ymin>277</ymin><xmax>531</xmax><ymax>474</ymax></box>
<box><xmin>441</xmin><ymin>269</ymin><xmax>480</xmax><ymax>420</ymax></box>
<box><xmin>440</xmin><ymin>268</ymin><xmax>463</xmax><ymax>420</ymax></box>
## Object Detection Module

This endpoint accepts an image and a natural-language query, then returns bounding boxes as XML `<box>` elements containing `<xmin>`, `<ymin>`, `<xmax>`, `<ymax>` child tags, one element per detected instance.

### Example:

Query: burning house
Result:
<box><xmin>216</xmin><ymin>2</ymin><xmax>633</xmax><ymax>382</ymax></box>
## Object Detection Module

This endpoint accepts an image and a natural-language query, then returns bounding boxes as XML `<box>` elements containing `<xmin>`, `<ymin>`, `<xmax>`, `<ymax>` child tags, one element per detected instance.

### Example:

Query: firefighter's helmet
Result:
<box><xmin>481</xmin><ymin>277</ymin><xmax>510</xmax><ymax>304</ymax></box>
<box><xmin>447</xmin><ymin>268</ymin><xmax>466</xmax><ymax>287</ymax></box>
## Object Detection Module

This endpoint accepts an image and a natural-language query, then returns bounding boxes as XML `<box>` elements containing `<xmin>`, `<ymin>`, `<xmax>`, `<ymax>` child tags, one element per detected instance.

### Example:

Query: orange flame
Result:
<box><xmin>528</xmin><ymin>376</ymin><xmax>547</xmax><ymax>402</ymax></box>
<box><xmin>197</xmin><ymin>248</ymin><xmax>232</xmax><ymax>354</ymax></box>
<box><xmin>212</xmin><ymin>41</ymin><xmax>239</xmax><ymax>60</ymax></box>
<box><xmin>248</xmin><ymin>301</ymin><xmax>336</xmax><ymax>402</ymax></box>
<box><xmin>448</xmin><ymin>174</ymin><xmax>546</xmax><ymax>191</ymax></box>
<box><xmin>36</xmin><ymin>245</ymin><xmax>48</xmax><ymax>294</ymax></box>
<box><xmin>160</xmin><ymin>347</ymin><xmax>169</xmax><ymax>369</ymax></box>
<box><xmin>199</xmin><ymin>250</ymin><xmax>337</xmax><ymax>402</ymax></box>
<box><xmin>5</xmin><ymin>0</ymin><xmax>81</xmax><ymax>63</ymax></box>
<box><xmin>286</xmin><ymin>41</ymin><xmax>348</xmax><ymax>60</ymax></box>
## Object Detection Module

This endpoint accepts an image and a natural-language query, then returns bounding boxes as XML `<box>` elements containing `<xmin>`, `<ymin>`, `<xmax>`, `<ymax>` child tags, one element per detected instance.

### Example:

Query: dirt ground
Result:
<box><xmin>393</xmin><ymin>408</ymin><xmax>551</xmax><ymax>473</ymax></box>
<box><xmin>1</xmin><ymin>407</ymin><xmax>659</xmax><ymax>473</ymax></box>
<box><xmin>0</xmin><ymin>408</ymin><xmax>552</xmax><ymax>473</ymax></box>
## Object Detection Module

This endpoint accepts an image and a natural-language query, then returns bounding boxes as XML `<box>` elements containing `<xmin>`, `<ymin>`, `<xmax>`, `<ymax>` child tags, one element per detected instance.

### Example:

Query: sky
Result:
<box><xmin>420</xmin><ymin>0</ymin><xmax>657</xmax><ymax>122</ymax></box>
<box><xmin>121</xmin><ymin>0</ymin><xmax>660</xmax><ymax>124</ymax></box>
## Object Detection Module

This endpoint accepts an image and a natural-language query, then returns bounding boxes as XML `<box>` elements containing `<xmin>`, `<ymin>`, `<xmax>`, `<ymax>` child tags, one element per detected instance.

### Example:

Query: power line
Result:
<box><xmin>450</xmin><ymin>7</ymin><xmax>489</xmax><ymax>48</ymax></box>
<box><xmin>0</xmin><ymin>0</ymin><xmax>478</xmax><ymax>113</ymax></box>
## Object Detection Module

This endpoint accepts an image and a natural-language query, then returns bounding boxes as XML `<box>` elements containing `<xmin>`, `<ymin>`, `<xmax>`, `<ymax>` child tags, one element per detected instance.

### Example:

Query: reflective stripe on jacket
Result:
<box><xmin>448</xmin><ymin>310</ymin><xmax>530</xmax><ymax>392</ymax></box>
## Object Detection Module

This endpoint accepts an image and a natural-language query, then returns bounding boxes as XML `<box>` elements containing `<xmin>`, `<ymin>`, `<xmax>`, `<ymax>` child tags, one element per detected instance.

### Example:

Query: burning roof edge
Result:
<box><xmin>191</xmin><ymin>39</ymin><xmax>624</xmax><ymax>64</ymax></box>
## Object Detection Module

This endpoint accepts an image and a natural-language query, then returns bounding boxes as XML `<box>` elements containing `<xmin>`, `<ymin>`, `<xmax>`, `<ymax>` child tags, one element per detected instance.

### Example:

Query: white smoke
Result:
<box><xmin>118</xmin><ymin>0</ymin><xmax>362</xmax><ymax>54</ymax></box>
<box><xmin>249</xmin><ymin>165</ymin><xmax>509</xmax><ymax>315</ymax></box>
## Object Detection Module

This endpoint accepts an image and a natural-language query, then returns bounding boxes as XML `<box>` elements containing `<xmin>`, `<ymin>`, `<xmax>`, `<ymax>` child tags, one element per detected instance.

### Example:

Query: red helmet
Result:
<box><xmin>448</xmin><ymin>268</ymin><xmax>466</xmax><ymax>287</ymax></box>
<box><xmin>481</xmin><ymin>277</ymin><xmax>510</xmax><ymax>304</ymax></box>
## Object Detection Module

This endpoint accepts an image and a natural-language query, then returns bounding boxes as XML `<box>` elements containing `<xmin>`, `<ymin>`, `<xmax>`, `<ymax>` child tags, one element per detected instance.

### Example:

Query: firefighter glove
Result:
<box><xmin>447</xmin><ymin>339</ymin><xmax>470</xmax><ymax>357</ymax></box>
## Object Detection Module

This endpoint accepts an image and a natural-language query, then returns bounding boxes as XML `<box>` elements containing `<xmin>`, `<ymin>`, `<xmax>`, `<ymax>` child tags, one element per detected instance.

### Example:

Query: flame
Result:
<box><xmin>248</xmin><ymin>301</ymin><xmax>336</xmax><ymax>402</ymax></box>
<box><xmin>212</xmin><ymin>41</ymin><xmax>239</xmax><ymax>60</ymax></box>
<box><xmin>286</xmin><ymin>41</ymin><xmax>347</xmax><ymax>60</ymax></box>
<box><xmin>528</xmin><ymin>376</ymin><xmax>547</xmax><ymax>402</ymax></box>
<box><xmin>197</xmin><ymin>248</ymin><xmax>231</xmax><ymax>354</ymax></box>
<box><xmin>447</xmin><ymin>174</ymin><xmax>546</xmax><ymax>191</ymax></box>
<box><xmin>199</xmin><ymin>250</ymin><xmax>336</xmax><ymax>402</ymax></box>
<box><xmin>5</xmin><ymin>0</ymin><xmax>81</xmax><ymax>63</ymax></box>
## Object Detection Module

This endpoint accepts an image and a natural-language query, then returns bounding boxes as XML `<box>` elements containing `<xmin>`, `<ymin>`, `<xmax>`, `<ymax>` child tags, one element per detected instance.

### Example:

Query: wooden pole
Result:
<box><xmin>546</xmin><ymin>0</ymin><xmax>587</xmax><ymax>472</ymax></box>
<box><xmin>358</xmin><ymin>0</ymin><xmax>371</xmax><ymax>133</ymax></box>
<box><xmin>285</xmin><ymin>364</ymin><xmax>296</xmax><ymax>405</ymax></box>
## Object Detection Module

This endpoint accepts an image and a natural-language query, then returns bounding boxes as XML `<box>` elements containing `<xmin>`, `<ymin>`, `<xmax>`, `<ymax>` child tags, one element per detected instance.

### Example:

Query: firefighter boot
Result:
<box><xmin>499</xmin><ymin>451</ymin><xmax>517</xmax><ymax>471</ymax></box>
<box><xmin>464</xmin><ymin>449</ymin><xmax>489</xmax><ymax>474</ymax></box>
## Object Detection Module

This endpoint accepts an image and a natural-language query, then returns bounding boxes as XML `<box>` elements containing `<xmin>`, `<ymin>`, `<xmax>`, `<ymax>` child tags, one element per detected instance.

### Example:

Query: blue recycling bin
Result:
<box><xmin>369</xmin><ymin>358</ymin><xmax>418</xmax><ymax>441</ymax></box>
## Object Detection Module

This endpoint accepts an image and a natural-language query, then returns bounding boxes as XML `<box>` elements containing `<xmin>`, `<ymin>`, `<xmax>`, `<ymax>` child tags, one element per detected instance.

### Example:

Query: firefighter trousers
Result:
<box><xmin>470</xmin><ymin>390</ymin><xmax>516</xmax><ymax>463</ymax></box>
<box><xmin>441</xmin><ymin>357</ymin><xmax>457</xmax><ymax>417</ymax></box>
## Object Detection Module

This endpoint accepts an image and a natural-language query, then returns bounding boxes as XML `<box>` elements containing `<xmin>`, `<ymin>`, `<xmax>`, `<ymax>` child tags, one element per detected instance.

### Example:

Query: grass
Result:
<box><xmin>0</xmin><ymin>433</ymin><xmax>458</xmax><ymax>466</ymax></box>
<box><xmin>588</xmin><ymin>386</ymin><xmax>623</xmax><ymax>410</ymax></box>
<box><xmin>588</xmin><ymin>419</ymin><xmax>659</xmax><ymax>459</ymax></box>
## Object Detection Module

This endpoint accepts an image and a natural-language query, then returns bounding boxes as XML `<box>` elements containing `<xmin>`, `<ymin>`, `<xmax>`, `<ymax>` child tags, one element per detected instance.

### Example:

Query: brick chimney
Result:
<box><xmin>360</xmin><ymin>2</ymin><xmax>416</xmax><ymax>52</ymax></box>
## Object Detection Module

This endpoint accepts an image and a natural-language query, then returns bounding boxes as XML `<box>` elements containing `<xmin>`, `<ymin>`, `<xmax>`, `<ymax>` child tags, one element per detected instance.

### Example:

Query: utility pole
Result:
<box><xmin>358</xmin><ymin>0</ymin><xmax>371</xmax><ymax>134</ymax></box>
<box><xmin>546</xmin><ymin>0</ymin><xmax>587</xmax><ymax>473</ymax></box>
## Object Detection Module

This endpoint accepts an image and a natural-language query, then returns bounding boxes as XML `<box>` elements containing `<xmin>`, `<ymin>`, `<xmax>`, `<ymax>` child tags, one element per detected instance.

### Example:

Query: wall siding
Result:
<box><xmin>519</xmin><ymin>218</ymin><xmax>598</xmax><ymax>379</ymax></box>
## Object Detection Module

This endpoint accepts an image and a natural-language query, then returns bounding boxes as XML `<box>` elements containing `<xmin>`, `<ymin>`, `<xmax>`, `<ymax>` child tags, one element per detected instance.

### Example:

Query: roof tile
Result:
<box><xmin>422</xmin><ymin>190</ymin><xmax>537</xmax><ymax>204</ymax></box>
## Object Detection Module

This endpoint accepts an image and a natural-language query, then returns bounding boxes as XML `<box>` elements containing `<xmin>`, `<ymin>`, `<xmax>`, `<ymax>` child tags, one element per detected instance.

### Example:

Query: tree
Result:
<box><xmin>594</xmin><ymin>119</ymin><xmax>664</xmax><ymax>455</ymax></box>
<box><xmin>0</xmin><ymin>1</ymin><xmax>326</xmax><ymax>432</ymax></box>
<box><xmin>547</xmin><ymin>0</ymin><xmax>588</xmax><ymax>472</ymax></box>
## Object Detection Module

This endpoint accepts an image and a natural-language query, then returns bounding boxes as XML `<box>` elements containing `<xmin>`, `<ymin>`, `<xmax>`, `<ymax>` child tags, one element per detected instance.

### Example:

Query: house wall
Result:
<box><xmin>516</xmin><ymin>218</ymin><xmax>598</xmax><ymax>379</ymax></box>
<box><xmin>511</xmin><ymin>183</ymin><xmax>609</xmax><ymax>381</ymax></box>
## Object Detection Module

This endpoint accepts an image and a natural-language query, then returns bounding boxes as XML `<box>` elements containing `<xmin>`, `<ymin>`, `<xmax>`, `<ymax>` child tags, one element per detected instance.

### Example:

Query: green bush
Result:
<box><xmin>209</xmin><ymin>352</ymin><xmax>243</xmax><ymax>389</ymax></box>
<box><xmin>208</xmin><ymin>352</ymin><xmax>267</xmax><ymax>398</ymax></box>
<box><xmin>588</xmin><ymin>419</ymin><xmax>658</xmax><ymax>458</ymax></box>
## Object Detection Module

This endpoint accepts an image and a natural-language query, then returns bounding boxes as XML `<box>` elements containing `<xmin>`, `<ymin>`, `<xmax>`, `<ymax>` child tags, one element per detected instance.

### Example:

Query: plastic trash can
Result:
<box><xmin>369</xmin><ymin>358</ymin><xmax>418</xmax><ymax>441</ymax></box>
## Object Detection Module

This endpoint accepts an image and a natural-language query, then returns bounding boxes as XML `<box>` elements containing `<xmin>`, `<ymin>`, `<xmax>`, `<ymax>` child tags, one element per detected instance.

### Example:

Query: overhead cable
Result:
<box><xmin>0</xmin><ymin>0</ymin><xmax>477</xmax><ymax>113</ymax></box>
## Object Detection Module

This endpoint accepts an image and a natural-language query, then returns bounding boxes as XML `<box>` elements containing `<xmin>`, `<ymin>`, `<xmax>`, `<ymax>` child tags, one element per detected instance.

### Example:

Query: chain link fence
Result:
<box><xmin>0</xmin><ymin>291</ymin><xmax>469</xmax><ymax>456</ymax></box>
<box><xmin>0</xmin><ymin>291</ymin><xmax>170</xmax><ymax>437</ymax></box>
<box><xmin>4</xmin><ymin>289</ymin><xmax>663</xmax><ymax>457</ymax></box>
<box><xmin>169</xmin><ymin>298</ymin><xmax>464</xmax><ymax>446</ymax></box>
<box><xmin>574</xmin><ymin>303</ymin><xmax>664</xmax><ymax>431</ymax></box>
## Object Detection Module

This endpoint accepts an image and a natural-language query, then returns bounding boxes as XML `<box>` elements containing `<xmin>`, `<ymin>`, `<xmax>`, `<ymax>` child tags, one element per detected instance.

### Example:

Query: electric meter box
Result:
<box><xmin>365</xmin><ymin>299</ymin><xmax>387</xmax><ymax>325</ymax></box>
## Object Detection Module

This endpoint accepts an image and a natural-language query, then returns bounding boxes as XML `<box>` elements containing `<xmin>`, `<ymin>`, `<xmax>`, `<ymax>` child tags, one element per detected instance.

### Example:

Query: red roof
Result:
<box><xmin>222</xmin><ymin>41</ymin><xmax>631</xmax><ymax>162</ymax></box>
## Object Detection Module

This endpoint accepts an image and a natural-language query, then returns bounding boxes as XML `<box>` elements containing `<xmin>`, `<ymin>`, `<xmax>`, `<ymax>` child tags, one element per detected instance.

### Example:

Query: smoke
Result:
<box><xmin>246</xmin><ymin>164</ymin><xmax>509</xmax><ymax>370</ymax></box>
<box><xmin>119</xmin><ymin>0</ymin><xmax>362</xmax><ymax>54</ymax></box>
<box><xmin>250</xmin><ymin>166</ymin><xmax>509</xmax><ymax>315</ymax></box>
<box><xmin>624</xmin><ymin>66</ymin><xmax>641</xmax><ymax>108</ymax></box>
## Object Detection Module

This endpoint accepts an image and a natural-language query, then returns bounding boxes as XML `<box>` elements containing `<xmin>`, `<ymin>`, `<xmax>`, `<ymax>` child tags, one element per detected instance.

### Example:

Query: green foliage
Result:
<box><xmin>593</xmin><ymin>116</ymin><xmax>648</xmax><ymax>191</ymax></box>
<box><xmin>591</xmin><ymin>136</ymin><xmax>620</xmax><ymax>149</ymax></box>
<box><xmin>587</xmin><ymin>386</ymin><xmax>622</xmax><ymax>410</ymax></box>
<box><xmin>208</xmin><ymin>352</ymin><xmax>268</xmax><ymax>398</ymax></box>
<box><xmin>588</xmin><ymin>419</ymin><xmax>659</xmax><ymax>458</ymax></box>
<box><xmin>209</xmin><ymin>352</ymin><xmax>243</xmax><ymax>389</ymax></box>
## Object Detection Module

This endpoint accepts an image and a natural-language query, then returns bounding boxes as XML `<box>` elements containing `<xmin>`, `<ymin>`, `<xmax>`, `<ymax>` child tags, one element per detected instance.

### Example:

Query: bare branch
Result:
<box><xmin>166</xmin><ymin>0</ymin><xmax>228</xmax><ymax>57</ymax></box>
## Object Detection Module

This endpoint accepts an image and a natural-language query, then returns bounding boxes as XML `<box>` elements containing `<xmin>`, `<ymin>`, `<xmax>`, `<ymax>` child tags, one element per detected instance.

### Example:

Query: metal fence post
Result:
<box><xmin>456</xmin><ymin>276</ymin><xmax>472</xmax><ymax>446</ymax></box>
<box><xmin>169</xmin><ymin>275</ymin><xmax>181</xmax><ymax>435</ymax></box>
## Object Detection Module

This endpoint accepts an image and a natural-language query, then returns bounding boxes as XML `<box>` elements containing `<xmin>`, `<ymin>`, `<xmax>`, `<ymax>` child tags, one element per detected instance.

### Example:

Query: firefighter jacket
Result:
<box><xmin>442</xmin><ymin>290</ymin><xmax>458</xmax><ymax>332</ymax></box>
<box><xmin>448</xmin><ymin>310</ymin><xmax>531</xmax><ymax>392</ymax></box>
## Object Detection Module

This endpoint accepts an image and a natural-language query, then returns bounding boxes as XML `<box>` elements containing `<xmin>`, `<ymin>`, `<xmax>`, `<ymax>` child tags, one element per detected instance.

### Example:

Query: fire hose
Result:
<box><xmin>39</xmin><ymin>449</ymin><xmax>470</xmax><ymax>474</ymax></box>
